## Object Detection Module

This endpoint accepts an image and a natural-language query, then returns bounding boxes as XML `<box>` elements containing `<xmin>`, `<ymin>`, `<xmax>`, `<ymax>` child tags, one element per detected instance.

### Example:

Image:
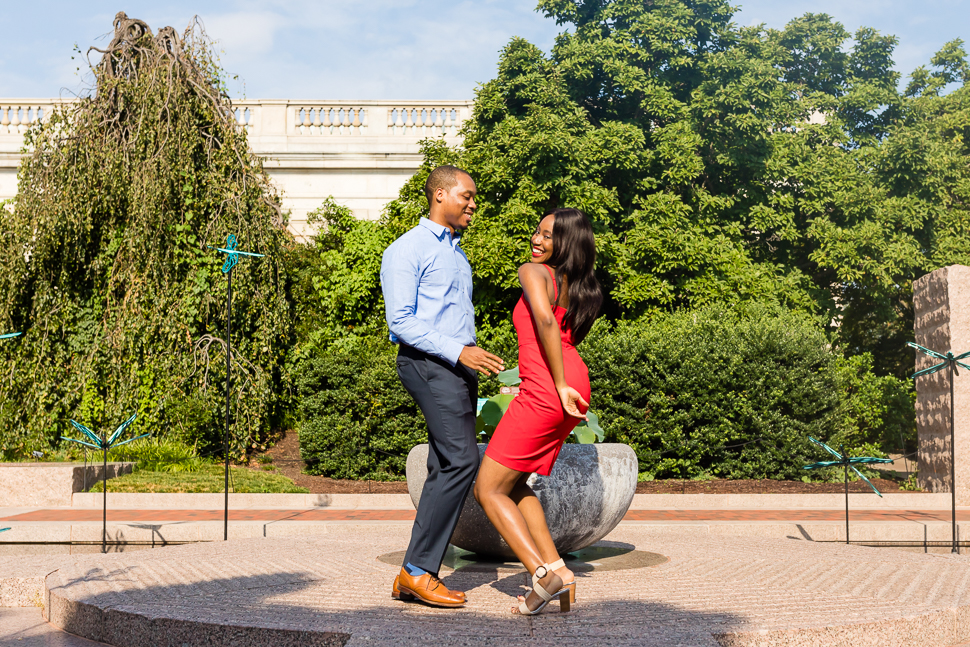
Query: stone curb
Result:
<box><xmin>42</xmin><ymin>592</ymin><xmax>350</xmax><ymax>647</ymax></box>
<box><xmin>630</xmin><ymin>493</ymin><xmax>951</xmax><ymax>509</ymax></box>
<box><xmin>64</xmin><ymin>492</ymin><xmax>953</xmax><ymax>510</ymax></box>
<box><xmin>70</xmin><ymin>492</ymin><xmax>413</xmax><ymax>509</ymax></box>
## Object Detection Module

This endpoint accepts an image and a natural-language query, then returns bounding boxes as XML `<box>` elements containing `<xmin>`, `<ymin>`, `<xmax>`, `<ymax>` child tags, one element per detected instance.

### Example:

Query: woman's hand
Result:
<box><xmin>558</xmin><ymin>386</ymin><xmax>589</xmax><ymax>420</ymax></box>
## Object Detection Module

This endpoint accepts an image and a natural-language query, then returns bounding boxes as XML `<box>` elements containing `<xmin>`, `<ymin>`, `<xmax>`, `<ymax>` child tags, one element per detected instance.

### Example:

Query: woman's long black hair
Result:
<box><xmin>544</xmin><ymin>208</ymin><xmax>603</xmax><ymax>344</ymax></box>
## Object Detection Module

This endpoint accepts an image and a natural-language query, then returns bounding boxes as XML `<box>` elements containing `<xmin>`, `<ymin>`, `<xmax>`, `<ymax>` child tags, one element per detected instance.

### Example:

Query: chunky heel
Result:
<box><xmin>560</xmin><ymin>593</ymin><xmax>571</xmax><ymax>613</ymax></box>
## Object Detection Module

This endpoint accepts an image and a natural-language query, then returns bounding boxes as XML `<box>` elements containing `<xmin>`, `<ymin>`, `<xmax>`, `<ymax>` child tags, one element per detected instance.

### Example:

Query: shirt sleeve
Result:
<box><xmin>380</xmin><ymin>242</ymin><xmax>465</xmax><ymax>366</ymax></box>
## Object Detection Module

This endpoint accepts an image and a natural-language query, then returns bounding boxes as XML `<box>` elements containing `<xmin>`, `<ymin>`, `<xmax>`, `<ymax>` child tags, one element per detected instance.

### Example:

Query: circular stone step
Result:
<box><xmin>41</xmin><ymin>525</ymin><xmax>970</xmax><ymax>646</ymax></box>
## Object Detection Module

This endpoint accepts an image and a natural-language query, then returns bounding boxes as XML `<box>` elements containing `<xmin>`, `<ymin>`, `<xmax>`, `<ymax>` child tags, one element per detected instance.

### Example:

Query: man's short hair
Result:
<box><xmin>424</xmin><ymin>165</ymin><xmax>472</xmax><ymax>205</ymax></box>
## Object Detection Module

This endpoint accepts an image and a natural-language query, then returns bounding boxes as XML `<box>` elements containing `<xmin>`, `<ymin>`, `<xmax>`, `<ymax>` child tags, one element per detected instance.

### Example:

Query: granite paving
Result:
<box><xmin>18</xmin><ymin>525</ymin><xmax>970</xmax><ymax>647</ymax></box>
<box><xmin>0</xmin><ymin>608</ymin><xmax>108</xmax><ymax>646</ymax></box>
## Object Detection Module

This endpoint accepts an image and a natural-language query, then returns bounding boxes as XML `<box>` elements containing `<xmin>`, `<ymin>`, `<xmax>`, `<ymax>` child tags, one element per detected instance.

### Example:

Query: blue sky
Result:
<box><xmin>1</xmin><ymin>1</ymin><xmax>967</xmax><ymax>100</ymax></box>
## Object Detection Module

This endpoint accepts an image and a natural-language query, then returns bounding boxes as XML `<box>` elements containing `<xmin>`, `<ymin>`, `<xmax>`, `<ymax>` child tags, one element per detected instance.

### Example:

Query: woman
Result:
<box><xmin>473</xmin><ymin>208</ymin><xmax>603</xmax><ymax>615</ymax></box>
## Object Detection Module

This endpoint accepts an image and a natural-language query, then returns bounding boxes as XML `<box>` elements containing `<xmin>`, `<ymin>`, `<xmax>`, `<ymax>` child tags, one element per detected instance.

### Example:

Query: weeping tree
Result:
<box><xmin>0</xmin><ymin>13</ymin><xmax>292</xmax><ymax>459</ymax></box>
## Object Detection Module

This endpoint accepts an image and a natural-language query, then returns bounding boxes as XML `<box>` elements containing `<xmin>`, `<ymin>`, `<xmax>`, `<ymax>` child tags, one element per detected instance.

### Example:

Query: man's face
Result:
<box><xmin>437</xmin><ymin>173</ymin><xmax>477</xmax><ymax>232</ymax></box>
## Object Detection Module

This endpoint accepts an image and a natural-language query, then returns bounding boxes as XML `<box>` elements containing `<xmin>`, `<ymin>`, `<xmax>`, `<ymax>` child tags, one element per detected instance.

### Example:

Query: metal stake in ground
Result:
<box><xmin>908</xmin><ymin>342</ymin><xmax>970</xmax><ymax>553</ymax></box>
<box><xmin>209</xmin><ymin>234</ymin><xmax>264</xmax><ymax>541</ymax></box>
<box><xmin>60</xmin><ymin>414</ymin><xmax>147</xmax><ymax>553</ymax></box>
<box><xmin>803</xmin><ymin>437</ymin><xmax>892</xmax><ymax>544</ymax></box>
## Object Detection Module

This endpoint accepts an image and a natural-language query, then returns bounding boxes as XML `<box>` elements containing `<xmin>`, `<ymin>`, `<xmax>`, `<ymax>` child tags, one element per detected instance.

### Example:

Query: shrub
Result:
<box><xmin>112</xmin><ymin>438</ymin><xmax>209</xmax><ymax>473</ymax></box>
<box><xmin>296</xmin><ymin>335</ymin><xmax>426</xmax><ymax>479</ymax></box>
<box><xmin>581</xmin><ymin>304</ymin><xmax>888</xmax><ymax>480</ymax></box>
<box><xmin>831</xmin><ymin>353</ymin><xmax>916</xmax><ymax>456</ymax></box>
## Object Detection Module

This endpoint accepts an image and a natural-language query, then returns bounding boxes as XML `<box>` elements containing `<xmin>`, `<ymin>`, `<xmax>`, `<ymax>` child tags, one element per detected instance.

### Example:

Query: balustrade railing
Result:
<box><xmin>293</xmin><ymin>104</ymin><xmax>367</xmax><ymax>135</ymax></box>
<box><xmin>233</xmin><ymin>105</ymin><xmax>253</xmax><ymax>133</ymax></box>
<box><xmin>0</xmin><ymin>102</ymin><xmax>58</xmax><ymax>135</ymax></box>
<box><xmin>0</xmin><ymin>99</ymin><xmax>473</xmax><ymax>141</ymax></box>
<box><xmin>388</xmin><ymin>106</ymin><xmax>463</xmax><ymax>137</ymax></box>
<box><xmin>287</xmin><ymin>101</ymin><xmax>469</xmax><ymax>137</ymax></box>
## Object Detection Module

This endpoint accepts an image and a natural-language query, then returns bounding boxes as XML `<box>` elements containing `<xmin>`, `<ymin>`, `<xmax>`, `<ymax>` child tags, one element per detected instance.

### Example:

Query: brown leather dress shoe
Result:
<box><xmin>391</xmin><ymin>574</ymin><xmax>425</xmax><ymax>601</ymax></box>
<box><xmin>396</xmin><ymin>568</ymin><xmax>466</xmax><ymax>607</ymax></box>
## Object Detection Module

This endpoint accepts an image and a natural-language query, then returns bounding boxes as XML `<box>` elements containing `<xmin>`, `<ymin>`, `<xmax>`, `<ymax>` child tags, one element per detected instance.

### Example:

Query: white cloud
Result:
<box><xmin>204</xmin><ymin>11</ymin><xmax>288</xmax><ymax>60</ymax></box>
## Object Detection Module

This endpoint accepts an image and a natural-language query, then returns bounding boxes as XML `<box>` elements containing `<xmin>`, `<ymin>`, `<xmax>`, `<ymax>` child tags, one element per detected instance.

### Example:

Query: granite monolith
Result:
<box><xmin>914</xmin><ymin>265</ymin><xmax>970</xmax><ymax>504</ymax></box>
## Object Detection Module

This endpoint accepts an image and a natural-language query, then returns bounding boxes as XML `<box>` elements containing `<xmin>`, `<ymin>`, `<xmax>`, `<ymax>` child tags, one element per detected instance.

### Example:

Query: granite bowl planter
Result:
<box><xmin>406</xmin><ymin>443</ymin><xmax>637</xmax><ymax>559</ymax></box>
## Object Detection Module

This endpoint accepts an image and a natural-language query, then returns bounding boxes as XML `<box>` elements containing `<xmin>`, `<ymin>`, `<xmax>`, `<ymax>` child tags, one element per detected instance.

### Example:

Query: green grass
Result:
<box><xmin>90</xmin><ymin>465</ymin><xmax>308</xmax><ymax>493</ymax></box>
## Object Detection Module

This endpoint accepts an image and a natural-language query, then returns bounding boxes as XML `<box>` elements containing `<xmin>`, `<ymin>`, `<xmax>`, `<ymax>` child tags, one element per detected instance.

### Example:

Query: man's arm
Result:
<box><xmin>380</xmin><ymin>243</ymin><xmax>465</xmax><ymax>366</ymax></box>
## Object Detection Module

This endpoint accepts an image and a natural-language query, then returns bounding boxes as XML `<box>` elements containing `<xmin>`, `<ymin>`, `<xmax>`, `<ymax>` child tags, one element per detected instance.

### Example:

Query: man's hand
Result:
<box><xmin>558</xmin><ymin>386</ymin><xmax>589</xmax><ymax>420</ymax></box>
<box><xmin>458</xmin><ymin>346</ymin><xmax>505</xmax><ymax>376</ymax></box>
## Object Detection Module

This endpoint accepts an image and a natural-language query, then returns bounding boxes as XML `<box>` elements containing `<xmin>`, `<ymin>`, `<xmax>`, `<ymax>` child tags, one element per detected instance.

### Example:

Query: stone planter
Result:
<box><xmin>406</xmin><ymin>443</ymin><xmax>637</xmax><ymax>559</ymax></box>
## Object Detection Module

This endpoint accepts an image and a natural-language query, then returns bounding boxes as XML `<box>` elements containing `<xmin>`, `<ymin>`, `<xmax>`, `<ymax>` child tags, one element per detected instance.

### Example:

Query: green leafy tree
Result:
<box><xmin>294</xmin><ymin>0</ymin><xmax>970</xmax><ymax>478</ymax></box>
<box><xmin>0</xmin><ymin>14</ymin><xmax>291</xmax><ymax>458</ymax></box>
<box><xmin>374</xmin><ymin>0</ymin><xmax>970</xmax><ymax>380</ymax></box>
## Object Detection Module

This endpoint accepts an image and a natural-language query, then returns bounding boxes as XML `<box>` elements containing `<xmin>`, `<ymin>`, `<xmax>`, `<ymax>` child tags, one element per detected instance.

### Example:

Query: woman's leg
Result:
<box><xmin>508</xmin><ymin>480</ymin><xmax>574</xmax><ymax>585</ymax></box>
<box><xmin>474</xmin><ymin>455</ymin><xmax>562</xmax><ymax>611</ymax></box>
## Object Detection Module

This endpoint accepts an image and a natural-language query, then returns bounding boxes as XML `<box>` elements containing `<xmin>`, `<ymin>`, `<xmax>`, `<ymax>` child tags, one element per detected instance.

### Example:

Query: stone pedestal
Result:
<box><xmin>406</xmin><ymin>443</ymin><xmax>637</xmax><ymax>559</ymax></box>
<box><xmin>914</xmin><ymin>265</ymin><xmax>970</xmax><ymax>504</ymax></box>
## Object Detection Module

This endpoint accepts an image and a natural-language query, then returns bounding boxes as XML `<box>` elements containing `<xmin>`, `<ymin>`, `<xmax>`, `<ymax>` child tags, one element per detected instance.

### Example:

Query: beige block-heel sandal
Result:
<box><xmin>533</xmin><ymin>558</ymin><xmax>576</xmax><ymax>604</ymax></box>
<box><xmin>517</xmin><ymin>565</ymin><xmax>568</xmax><ymax>615</ymax></box>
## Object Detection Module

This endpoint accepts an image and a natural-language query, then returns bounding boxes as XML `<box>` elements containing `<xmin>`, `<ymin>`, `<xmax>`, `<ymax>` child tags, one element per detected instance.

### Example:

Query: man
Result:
<box><xmin>380</xmin><ymin>165</ymin><xmax>504</xmax><ymax>607</ymax></box>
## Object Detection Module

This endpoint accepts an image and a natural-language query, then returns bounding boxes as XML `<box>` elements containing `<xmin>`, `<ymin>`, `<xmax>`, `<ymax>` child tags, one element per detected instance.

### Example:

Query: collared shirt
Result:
<box><xmin>380</xmin><ymin>217</ymin><xmax>476</xmax><ymax>366</ymax></box>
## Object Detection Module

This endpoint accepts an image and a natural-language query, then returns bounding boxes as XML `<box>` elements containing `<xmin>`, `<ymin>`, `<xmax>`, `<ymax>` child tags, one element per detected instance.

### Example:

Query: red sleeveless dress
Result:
<box><xmin>484</xmin><ymin>265</ymin><xmax>591</xmax><ymax>476</ymax></box>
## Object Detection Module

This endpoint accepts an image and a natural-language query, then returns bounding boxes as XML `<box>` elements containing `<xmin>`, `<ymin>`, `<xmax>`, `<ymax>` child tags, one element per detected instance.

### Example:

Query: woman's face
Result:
<box><xmin>530</xmin><ymin>214</ymin><xmax>555</xmax><ymax>264</ymax></box>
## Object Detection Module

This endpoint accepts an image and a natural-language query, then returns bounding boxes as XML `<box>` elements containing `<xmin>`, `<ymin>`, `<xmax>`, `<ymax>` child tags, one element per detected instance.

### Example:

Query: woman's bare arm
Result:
<box><xmin>519</xmin><ymin>264</ymin><xmax>588</xmax><ymax>419</ymax></box>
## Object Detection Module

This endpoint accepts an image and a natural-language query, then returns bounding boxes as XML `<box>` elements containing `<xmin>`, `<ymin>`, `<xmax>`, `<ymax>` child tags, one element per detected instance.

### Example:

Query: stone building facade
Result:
<box><xmin>0</xmin><ymin>99</ymin><xmax>472</xmax><ymax>240</ymax></box>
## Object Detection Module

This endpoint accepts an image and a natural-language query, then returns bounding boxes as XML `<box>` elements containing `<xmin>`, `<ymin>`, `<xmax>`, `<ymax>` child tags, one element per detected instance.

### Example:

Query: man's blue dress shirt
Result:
<box><xmin>380</xmin><ymin>217</ymin><xmax>475</xmax><ymax>366</ymax></box>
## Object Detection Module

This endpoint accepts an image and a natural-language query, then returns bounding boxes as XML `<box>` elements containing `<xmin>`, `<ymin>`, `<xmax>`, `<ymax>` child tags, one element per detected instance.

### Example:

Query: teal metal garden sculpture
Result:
<box><xmin>907</xmin><ymin>341</ymin><xmax>970</xmax><ymax>553</ymax></box>
<box><xmin>210</xmin><ymin>234</ymin><xmax>264</xmax><ymax>541</ymax></box>
<box><xmin>803</xmin><ymin>437</ymin><xmax>892</xmax><ymax>544</ymax></box>
<box><xmin>60</xmin><ymin>414</ymin><xmax>146</xmax><ymax>553</ymax></box>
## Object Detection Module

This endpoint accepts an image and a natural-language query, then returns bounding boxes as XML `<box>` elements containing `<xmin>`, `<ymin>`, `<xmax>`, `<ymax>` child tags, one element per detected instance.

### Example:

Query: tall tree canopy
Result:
<box><xmin>382</xmin><ymin>0</ymin><xmax>970</xmax><ymax>378</ymax></box>
<box><xmin>0</xmin><ymin>14</ymin><xmax>291</xmax><ymax>458</ymax></box>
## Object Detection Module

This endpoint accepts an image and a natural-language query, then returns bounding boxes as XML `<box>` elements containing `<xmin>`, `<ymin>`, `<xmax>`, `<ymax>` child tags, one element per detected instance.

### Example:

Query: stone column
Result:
<box><xmin>914</xmin><ymin>264</ymin><xmax>970</xmax><ymax>504</ymax></box>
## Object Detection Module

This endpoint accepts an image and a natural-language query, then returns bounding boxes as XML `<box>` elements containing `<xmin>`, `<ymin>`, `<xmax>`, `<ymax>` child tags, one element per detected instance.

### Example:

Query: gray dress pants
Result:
<box><xmin>396</xmin><ymin>343</ymin><xmax>479</xmax><ymax>574</ymax></box>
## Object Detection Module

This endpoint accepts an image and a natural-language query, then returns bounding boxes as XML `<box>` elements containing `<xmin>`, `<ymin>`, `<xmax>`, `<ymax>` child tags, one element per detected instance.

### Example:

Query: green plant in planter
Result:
<box><xmin>476</xmin><ymin>366</ymin><xmax>605</xmax><ymax>444</ymax></box>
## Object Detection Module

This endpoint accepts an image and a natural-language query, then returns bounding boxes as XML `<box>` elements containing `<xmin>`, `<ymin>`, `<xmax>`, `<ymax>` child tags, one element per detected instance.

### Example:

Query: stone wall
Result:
<box><xmin>0</xmin><ymin>462</ymin><xmax>134</xmax><ymax>507</ymax></box>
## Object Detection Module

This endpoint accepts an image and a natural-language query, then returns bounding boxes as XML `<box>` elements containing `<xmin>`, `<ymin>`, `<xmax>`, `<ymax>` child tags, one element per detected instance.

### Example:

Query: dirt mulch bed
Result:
<box><xmin>634</xmin><ymin>477</ymin><xmax>918</xmax><ymax>494</ymax></box>
<box><xmin>248</xmin><ymin>432</ymin><xmax>922</xmax><ymax>495</ymax></box>
<box><xmin>246</xmin><ymin>431</ymin><xmax>408</xmax><ymax>494</ymax></box>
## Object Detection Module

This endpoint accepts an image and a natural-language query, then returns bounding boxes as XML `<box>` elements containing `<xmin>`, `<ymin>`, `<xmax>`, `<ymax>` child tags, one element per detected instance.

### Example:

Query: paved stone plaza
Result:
<box><xmin>2</xmin><ymin>525</ymin><xmax>970</xmax><ymax>646</ymax></box>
